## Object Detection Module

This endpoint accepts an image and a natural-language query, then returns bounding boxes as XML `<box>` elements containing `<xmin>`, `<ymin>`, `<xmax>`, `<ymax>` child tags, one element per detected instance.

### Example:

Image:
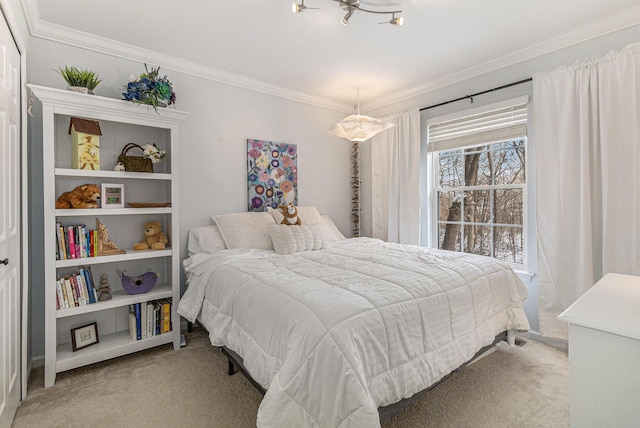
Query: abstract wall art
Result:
<box><xmin>247</xmin><ymin>139</ymin><xmax>298</xmax><ymax>211</ymax></box>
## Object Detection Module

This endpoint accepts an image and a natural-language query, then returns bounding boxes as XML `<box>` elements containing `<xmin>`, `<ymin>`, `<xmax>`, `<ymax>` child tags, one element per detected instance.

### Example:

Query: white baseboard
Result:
<box><xmin>30</xmin><ymin>355</ymin><xmax>44</xmax><ymax>369</ymax></box>
<box><xmin>520</xmin><ymin>331</ymin><xmax>568</xmax><ymax>352</ymax></box>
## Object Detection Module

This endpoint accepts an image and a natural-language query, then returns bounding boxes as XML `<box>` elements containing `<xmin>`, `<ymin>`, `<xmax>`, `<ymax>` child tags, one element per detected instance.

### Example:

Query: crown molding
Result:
<box><xmin>20</xmin><ymin>0</ymin><xmax>353</xmax><ymax>113</ymax></box>
<box><xmin>21</xmin><ymin>1</ymin><xmax>640</xmax><ymax>115</ymax></box>
<box><xmin>361</xmin><ymin>5</ymin><xmax>640</xmax><ymax>112</ymax></box>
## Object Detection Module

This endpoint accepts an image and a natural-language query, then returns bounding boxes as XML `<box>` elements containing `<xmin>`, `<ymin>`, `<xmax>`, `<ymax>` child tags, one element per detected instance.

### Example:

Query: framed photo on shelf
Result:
<box><xmin>71</xmin><ymin>321</ymin><xmax>99</xmax><ymax>352</ymax></box>
<box><xmin>101</xmin><ymin>183</ymin><xmax>124</xmax><ymax>208</ymax></box>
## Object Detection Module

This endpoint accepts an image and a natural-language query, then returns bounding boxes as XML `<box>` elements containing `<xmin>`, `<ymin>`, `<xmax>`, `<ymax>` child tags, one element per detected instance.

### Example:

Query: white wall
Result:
<box><xmin>360</xmin><ymin>24</ymin><xmax>640</xmax><ymax>332</ymax></box>
<box><xmin>26</xmin><ymin>37</ymin><xmax>351</xmax><ymax>360</ymax></box>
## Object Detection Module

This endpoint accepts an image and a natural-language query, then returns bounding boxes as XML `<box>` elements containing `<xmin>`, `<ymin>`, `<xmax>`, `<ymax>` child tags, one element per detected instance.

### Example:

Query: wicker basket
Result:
<box><xmin>117</xmin><ymin>143</ymin><xmax>153</xmax><ymax>173</ymax></box>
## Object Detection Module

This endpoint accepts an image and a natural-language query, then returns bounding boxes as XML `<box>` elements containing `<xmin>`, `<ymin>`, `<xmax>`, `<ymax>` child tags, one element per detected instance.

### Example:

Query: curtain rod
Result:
<box><xmin>419</xmin><ymin>78</ymin><xmax>532</xmax><ymax>112</ymax></box>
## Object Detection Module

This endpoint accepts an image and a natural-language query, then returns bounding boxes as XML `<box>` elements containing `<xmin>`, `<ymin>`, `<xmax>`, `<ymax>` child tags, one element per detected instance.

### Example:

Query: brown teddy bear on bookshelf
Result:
<box><xmin>133</xmin><ymin>221</ymin><xmax>168</xmax><ymax>250</ymax></box>
<box><xmin>55</xmin><ymin>184</ymin><xmax>101</xmax><ymax>209</ymax></box>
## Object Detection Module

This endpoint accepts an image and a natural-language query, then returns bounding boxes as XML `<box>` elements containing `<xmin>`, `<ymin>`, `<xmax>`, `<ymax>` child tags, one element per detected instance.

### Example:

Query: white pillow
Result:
<box><xmin>212</xmin><ymin>212</ymin><xmax>276</xmax><ymax>250</ymax></box>
<box><xmin>268</xmin><ymin>224</ymin><xmax>328</xmax><ymax>255</ymax></box>
<box><xmin>187</xmin><ymin>225</ymin><xmax>226</xmax><ymax>256</ymax></box>
<box><xmin>267</xmin><ymin>205</ymin><xmax>322</xmax><ymax>226</ymax></box>
<box><xmin>320</xmin><ymin>214</ymin><xmax>346</xmax><ymax>243</ymax></box>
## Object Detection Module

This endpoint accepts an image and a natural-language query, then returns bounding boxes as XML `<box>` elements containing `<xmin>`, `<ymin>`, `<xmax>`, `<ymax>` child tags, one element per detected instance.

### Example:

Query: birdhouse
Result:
<box><xmin>69</xmin><ymin>117</ymin><xmax>102</xmax><ymax>170</ymax></box>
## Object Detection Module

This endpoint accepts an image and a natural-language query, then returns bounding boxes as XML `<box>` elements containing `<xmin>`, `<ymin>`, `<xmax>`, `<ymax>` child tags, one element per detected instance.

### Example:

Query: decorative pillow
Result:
<box><xmin>212</xmin><ymin>212</ymin><xmax>276</xmax><ymax>250</ymax></box>
<box><xmin>187</xmin><ymin>225</ymin><xmax>226</xmax><ymax>256</ymax></box>
<box><xmin>268</xmin><ymin>224</ymin><xmax>329</xmax><ymax>255</ymax></box>
<box><xmin>320</xmin><ymin>214</ymin><xmax>346</xmax><ymax>243</ymax></box>
<box><xmin>268</xmin><ymin>205</ymin><xmax>322</xmax><ymax>226</ymax></box>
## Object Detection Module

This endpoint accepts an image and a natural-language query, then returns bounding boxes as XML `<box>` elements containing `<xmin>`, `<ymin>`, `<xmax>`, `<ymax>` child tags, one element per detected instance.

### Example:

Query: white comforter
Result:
<box><xmin>178</xmin><ymin>238</ymin><xmax>530</xmax><ymax>428</ymax></box>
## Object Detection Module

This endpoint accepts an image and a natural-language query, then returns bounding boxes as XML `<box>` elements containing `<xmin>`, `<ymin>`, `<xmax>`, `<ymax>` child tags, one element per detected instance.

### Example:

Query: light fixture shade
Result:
<box><xmin>328</xmin><ymin>114</ymin><xmax>394</xmax><ymax>142</ymax></box>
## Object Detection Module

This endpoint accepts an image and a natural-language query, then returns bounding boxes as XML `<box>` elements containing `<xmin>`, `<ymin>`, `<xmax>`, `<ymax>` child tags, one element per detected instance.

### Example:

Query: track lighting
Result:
<box><xmin>292</xmin><ymin>0</ymin><xmax>404</xmax><ymax>27</ymax></box>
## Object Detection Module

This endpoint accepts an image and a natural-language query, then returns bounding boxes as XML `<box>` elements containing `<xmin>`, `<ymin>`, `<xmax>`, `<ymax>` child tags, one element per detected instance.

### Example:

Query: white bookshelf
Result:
<box><xmin>29</xmin><ymin>84</ymin><xmax>189</xmax><ymax>387</ymax></box>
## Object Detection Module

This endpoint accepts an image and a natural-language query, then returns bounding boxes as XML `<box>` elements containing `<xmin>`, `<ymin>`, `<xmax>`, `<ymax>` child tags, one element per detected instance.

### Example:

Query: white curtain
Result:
<box><xmin>534</xmin><ymin>42</ymin><xmax>640</xmax><ymax>339</ymax></box>
<box><xmin>371</xmin><ymin>109</ymin><xmax>421</xmax><ymax>244</ymax></box>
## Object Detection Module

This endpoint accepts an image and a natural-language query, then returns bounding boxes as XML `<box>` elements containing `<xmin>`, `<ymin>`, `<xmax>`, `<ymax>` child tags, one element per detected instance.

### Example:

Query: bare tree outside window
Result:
<box><xmin>437</xmin><ymin>139</ymin><xmax>526</xmax><ymax>264</ymax></box>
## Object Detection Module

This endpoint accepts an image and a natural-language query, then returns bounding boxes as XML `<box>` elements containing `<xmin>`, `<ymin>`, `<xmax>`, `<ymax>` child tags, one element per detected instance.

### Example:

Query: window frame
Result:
<box><xmin>422</xmin><ymin>96</ymin><xmax>534</xmax><ymax>276</ymax></box>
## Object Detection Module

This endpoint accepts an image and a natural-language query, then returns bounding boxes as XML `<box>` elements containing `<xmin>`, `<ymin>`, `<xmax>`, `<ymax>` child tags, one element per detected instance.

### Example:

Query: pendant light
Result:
<box><xmin>329</xmin><ymin>88</ymin><xmax>394</xmax><ymax>237</ymax></box>
<box><xmin>328</xmin><ymin>88</ymin><xmax>394</xmax><ymax>142</ymax></box>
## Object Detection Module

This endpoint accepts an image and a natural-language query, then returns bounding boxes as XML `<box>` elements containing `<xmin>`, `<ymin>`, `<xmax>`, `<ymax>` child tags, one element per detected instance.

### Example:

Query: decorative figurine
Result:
<box><xmin>96</xmin><ymin>218</ymin><xmax>125</xmax><ymax>255</ymax></box>
<box><xmin>97</xmin><ymin>273</ymin><xmax>112</xmax><ymax>301</ymax></box>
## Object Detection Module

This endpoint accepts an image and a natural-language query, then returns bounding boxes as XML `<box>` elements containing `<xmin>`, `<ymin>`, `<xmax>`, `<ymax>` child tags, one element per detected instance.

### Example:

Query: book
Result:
<box><xmin>77</xmin><ymin>273</ymin><xmax>90</xmax><ymax>305</ymax></box>
<box><xmin>161</xmin><ymin>299</ymin><xmax>171</xmax><ymax>333</ymax></box>
<box><xmin>134</xmin><ymin>303</ymin><xmax>141</xmax><ymax>340</ymax></box>
<box><xmin>128</xmin><ymin>309</ymin><xmax>137</xmax><ymax>341</ymax></box>
<box><xmin>154</xmin><ymin>302</ymin><xmax>161</xmax><ymax>335</ymax></box>
<box><xmin>147</xmin><ymin>302</ymin><xmax>154</xmax><ymax>338</ymax></box>
<box><xmin>72</xmin><ymin>274</ymin><xmax>83</xmax><ymax>306</ymax></box>
<box><xmin>55</xmin><ymin>222</ymin><xmax>63</xmax><ymax>260</ymax></box>
<box><xmin>88</xmin><ymin>230</ymin><xmax>93</xmax><ymax>257</ymax></box>
<box><xmin>140</xmin><ymin>301</ymin><xmax>147</xmax><ymax>339</ymax></box>
<box><xmin>67</xmin><ymin>227</ymin><xmax>76</xmax><ymax>259</ymax></box>
<box><xmin>80</xmin><ymin>267</ymin><xmax>95</xmax><ymax>304</ymax></box>
<box><xmin>63</xmin><ymin>277</ymin><xmax>76</xmax><ymax>307</ymax></box>
<box><xmin>84</xmin><ymin>266</ymin><xmax>98</xmax><ymax>302</ymax></box>
<box><xmin>59</xmin><ymin>278</ymin><xmax>69</xmax><ymax>308</ymax></box>
<box><xmin>55</xmin><ymin>279</ymin><xmax>66</xmax><ymax>309</ymax></box>
<box><xmin>77</xmin><ymin>225</ymin><xmax>85</xmax><ymax>258</ymax></box>
<box><xmin>73</xmin><ymin>226</ymin><xmax>80</xmax><ymax>259</ymax></box>
<box><xmin>62</xmin><ymin>224</ymin><xmax>69</xmax><ymax>259</ymax></box>
<box><xmin>71</xmin><ymin>275</ymin><xmax>85</xmax><ymax>306</ymax></box>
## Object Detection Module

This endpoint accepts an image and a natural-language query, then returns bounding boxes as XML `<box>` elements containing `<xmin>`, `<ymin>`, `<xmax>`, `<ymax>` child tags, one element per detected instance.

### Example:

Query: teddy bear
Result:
<box><xmin>279</xmin><ymin>203</ymin><xmax>301</xmax><ymax>226</ymax></box>
<box><xmin>133</xmin><ymin>221</ymin><xmax>168</xmax><ymax>250</ymax></box>
<box><xmin>55</xmin><ymin>184</ymin><xmax>101</xmax><ymax>209</ymax></box>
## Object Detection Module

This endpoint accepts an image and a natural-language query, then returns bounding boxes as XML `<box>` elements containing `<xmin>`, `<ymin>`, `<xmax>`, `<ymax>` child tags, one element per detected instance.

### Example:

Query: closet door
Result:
<box><xmin>0</xmin><ymin>9</ymin><xmax>21</xmax><ymax>428</ymax></box>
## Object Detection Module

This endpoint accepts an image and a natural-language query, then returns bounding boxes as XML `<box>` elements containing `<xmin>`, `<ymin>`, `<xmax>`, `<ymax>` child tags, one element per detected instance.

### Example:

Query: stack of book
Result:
<box><xmin>56</xmin><ymin>222</ymin><xmax>99</xmax><ymax>260</ymax></box>
<box><xmin>128</xmin><ymin>299</ymin><xmax>172</xmax><ymax>340</ymax></box>
<box><xmin>56</xmin><ymin>267</ymin><xmax>98</xmax><ymax>309</ymax></box>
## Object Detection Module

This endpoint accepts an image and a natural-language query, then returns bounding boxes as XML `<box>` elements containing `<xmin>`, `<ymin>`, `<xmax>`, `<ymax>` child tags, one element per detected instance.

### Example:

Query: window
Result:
<box><xmin>436</xmin><ymin>139</ymin><xmax>526</xmax><ymax>263</ymax></box>
<box><xmin>427</xmin><ymin>97</ymin><xmax>529</xmax><ymax>267</ymax></box>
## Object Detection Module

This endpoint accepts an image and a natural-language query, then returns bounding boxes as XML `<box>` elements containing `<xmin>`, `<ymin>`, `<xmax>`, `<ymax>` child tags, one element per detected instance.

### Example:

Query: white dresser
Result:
<box><xmin>558</xmin><ymin>273</ymin><xmax>640</xmax><ymax>428</ymax></box>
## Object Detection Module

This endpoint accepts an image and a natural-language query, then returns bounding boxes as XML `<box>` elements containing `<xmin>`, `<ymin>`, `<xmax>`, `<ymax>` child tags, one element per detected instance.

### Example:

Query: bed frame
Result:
<box><xmin>209</xmin><ymin>325</ymin><xmax>515</xmax><ymax>421</ymax></box>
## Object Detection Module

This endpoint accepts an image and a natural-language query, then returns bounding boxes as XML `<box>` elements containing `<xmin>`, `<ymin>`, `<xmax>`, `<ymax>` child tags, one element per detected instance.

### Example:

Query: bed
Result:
<box><xmin>178</xmin><ymin>208</ymin><xmax>530</xmax><ymax>428</ymax></box>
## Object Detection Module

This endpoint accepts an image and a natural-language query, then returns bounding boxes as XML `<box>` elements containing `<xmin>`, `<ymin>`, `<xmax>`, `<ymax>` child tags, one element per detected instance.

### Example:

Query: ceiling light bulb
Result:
<box><xmin>292</xmin><ymin>1</ymin><xmax>306</xmax><ymax>13</ymax></box>
<box><xmin>390</xmin><ymin>15</ymin><xmax>403</xmax><ymax>26</ymax></box>
<box><xmin>341</xmin><ymin>10</ymin><xmax>353</xmax><ymax>26</ymax></box>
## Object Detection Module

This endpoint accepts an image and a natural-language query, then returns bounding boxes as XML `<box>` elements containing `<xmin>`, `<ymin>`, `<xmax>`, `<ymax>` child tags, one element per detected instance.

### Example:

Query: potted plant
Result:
<box><xmin>57</xmin><ymin>66</ymin><xmax>103</xmax><ymax>94</ymax></box>
<box><xmin>122</xmin><ymin>64</ymin><xmax>176</xmax><ymax>112</ymax></box>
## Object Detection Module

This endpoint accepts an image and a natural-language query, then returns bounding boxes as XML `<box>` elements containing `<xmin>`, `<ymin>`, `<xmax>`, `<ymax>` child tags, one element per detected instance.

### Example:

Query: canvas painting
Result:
<box><xmin>247</xmin><ymin>139</ymin><xmax>298</xmax><ymax>211</ymax></box>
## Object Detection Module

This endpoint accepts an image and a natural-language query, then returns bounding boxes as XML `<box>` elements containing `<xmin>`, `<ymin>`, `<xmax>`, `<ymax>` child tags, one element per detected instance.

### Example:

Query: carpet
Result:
<box><xmin>12</xmin><ymin>329</ymin><xmax>568</xmax><ymax>428</ymax></box>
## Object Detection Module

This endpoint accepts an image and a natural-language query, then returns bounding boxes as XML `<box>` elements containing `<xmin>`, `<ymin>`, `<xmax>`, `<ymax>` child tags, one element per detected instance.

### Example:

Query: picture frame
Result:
<box><xmin>101</xmin><ymin>183</ymin><xmax>124</xmax><ymax>208</ymax></box>
<box><xmin>71</xmin><ymin>321</ymin><xmax>99</xmax><ymax>352</ymax></box>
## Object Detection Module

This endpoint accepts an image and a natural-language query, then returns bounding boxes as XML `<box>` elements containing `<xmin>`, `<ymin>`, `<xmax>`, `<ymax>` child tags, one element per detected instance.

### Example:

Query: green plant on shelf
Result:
<box><xmin>57</xmin><ymin>66</ymin><xmax>103</xmax><ymax>93</ymax></box>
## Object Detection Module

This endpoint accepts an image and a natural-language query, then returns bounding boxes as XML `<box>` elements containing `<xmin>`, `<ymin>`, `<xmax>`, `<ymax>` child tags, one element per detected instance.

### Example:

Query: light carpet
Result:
<box><xmin>12</xmin><ymin>329</ymin><xmax>568</xmax><ymax>428</ymax></box>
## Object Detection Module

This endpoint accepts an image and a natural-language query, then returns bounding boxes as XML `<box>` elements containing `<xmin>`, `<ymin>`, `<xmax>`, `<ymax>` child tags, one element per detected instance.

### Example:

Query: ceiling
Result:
<box><xmin>29</xmin><ymin>0</ymin><xmax>640</xmax><ymax>112</ymax></box>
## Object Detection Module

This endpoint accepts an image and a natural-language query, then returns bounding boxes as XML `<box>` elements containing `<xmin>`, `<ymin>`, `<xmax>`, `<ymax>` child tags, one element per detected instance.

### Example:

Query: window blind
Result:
<box><xmin>428</xmin><ymin>102</ymin><xmax>527</xmax><ymax>152</ymax></box>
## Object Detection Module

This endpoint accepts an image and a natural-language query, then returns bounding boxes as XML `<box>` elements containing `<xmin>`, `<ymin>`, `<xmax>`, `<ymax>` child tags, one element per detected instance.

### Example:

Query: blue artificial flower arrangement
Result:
<box><xmin>122</xmin><ymin>64</ymin><xmax>176</xmax><ymax>111</ymax></box>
